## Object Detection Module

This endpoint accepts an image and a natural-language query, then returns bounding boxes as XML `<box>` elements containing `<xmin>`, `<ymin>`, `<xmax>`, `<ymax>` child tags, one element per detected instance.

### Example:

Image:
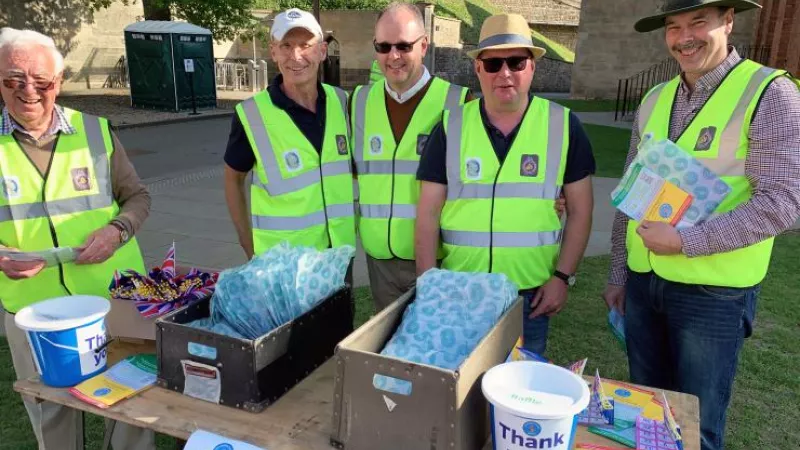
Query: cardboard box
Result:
<box><xmin>156</xmin><ymin>286</ymin><xmax>353</xmax><ymax>412</ymax></box>
<box><xmin>106</xmin><ymin>265</ymin><xmax>219</xmax><ymax>341</ymax></box>
<box><xmin>330</xmin><ymin>288</ymin><xmax>522</xmax><ymax>450</ymax></box>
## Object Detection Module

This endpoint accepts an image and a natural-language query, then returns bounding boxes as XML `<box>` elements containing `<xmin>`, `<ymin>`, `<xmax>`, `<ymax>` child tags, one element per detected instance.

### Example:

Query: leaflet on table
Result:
<box><xmin>69</xmin><ymin>354</ymin><xmax>157</xmax><ymax>408</ymax></box>
<box><xmin>611</xmin><ymin>161</ymin><xmax>693</xmax><ymax>227</ymax></box>
<box><xmin>0</xmin><ymin>247</ymin><xmax>78</xmax><ymax>267</ymax></box>
<box><xmin>184</xmin><ymin>430</ymin><xmax>265</xmax><ymax>450</ymax></box>
<box><xmin>631</xmin><ymin>135</ymin><xmax>732</xmax><ymax>229</ymax></box>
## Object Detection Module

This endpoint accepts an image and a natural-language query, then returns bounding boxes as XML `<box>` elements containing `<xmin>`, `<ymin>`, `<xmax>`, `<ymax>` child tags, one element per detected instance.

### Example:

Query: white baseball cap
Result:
<box><xmin>271</xmin><ymin>8</ymin><xmax>323</xmax><ymax>41</ymax></box>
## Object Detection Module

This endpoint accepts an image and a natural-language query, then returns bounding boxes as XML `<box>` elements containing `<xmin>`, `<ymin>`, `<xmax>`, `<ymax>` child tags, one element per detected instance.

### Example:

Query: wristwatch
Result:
<box><xmin>553</xmin><ymin>270</ymin><xmax>576</xmax><ymax>287</ymax></box>
<box><xmin>110</xmin><ymin>221</ymin><xmax>130</xmax><ymax>244</ymax></box>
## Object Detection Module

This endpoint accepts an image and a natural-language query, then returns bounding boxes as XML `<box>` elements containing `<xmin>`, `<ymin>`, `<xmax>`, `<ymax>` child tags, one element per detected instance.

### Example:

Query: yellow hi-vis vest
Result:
<box><xmin>628</xmin><ymin>59</ymin><xmax>796</xmax><ymax>287</ymax></box>
<box><xmin>440</xmin><ymin>97</ymin><xmax>569</xmax><ymax>290</ymax></box>
<box><xmin>352</xmin><ymin>77</ymin><xmax>468</xmax><ymax>260</ymax></box>
<box><xmin>236</xmin><ymin>84</ymin><xmax>355</xmax><ymax>256</ymax></box>
<box><xmin>369</xmin><ymin>60</ymin><xmax>384</xmax><ymax>84</ymax></box>
<box><xmin>0</xmin><ymin>108</ymin><xmax>145</xmax><ymax>313</ymax></box>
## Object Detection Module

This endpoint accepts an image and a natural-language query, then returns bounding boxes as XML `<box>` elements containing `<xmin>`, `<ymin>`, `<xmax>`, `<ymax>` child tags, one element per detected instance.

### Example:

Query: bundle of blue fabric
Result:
<box><xmin>188</xmin><ymin>243</ymin><xmax>355</xmax><ymax>340</ymax></box>
<box><xmin>373</xmin><ymin>269</ymin><xmax>518</xmax><ymax>395</ymax></box>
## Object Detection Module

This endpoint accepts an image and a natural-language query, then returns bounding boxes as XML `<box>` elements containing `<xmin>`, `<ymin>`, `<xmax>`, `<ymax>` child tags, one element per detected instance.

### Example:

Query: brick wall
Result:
<box><xmin>571</xmin><ymin>0</ymin><xmax>760</xmax><ymax>99</ymax></box>
<box><xmin>753</xmin><ymin>0</ymin><xmax>800</xmax><ymax>73</ymax></box>
<box><xmin>1</xmin><ymin>0</ymin><xmax>144</xmax><ymax>88</ymax></box>
<box><xmin>535</xmin><ymin>24</ymin><xmax>579</xmax><ymax>52</ymax></box>
<box><xmin>492</xmin><ymin>0</ymin><xmax>582</xmax><ymax>26</ymax></box>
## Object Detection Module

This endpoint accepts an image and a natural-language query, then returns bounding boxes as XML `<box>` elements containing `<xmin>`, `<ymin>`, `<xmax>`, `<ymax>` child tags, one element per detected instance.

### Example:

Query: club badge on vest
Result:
<box><xmin>71</xmin><ymin>167</ymin><xmax>91</xmax><ymax>191</ymax></box>
<box><xmin>695</xmin><ymin>126</ymin><xmax>716</xmax><ymax>151</ymax></box>
<box><xmin>466</xmin><ymin>157</ymin><xmax>482</xmax><ymax>180</ymax></box>
<box><xmin>283</xmin><ymin>150</ymin><xmax>303</xmax><ymax>172</ymax></box>
<box><xmin>520</xmin><ymin>154</ymin><xmax>539</xmax><ymax>177</ymax></box>
<box><xmin>336</xmin><ymin>135</ymin><xmax>348</xmax><ymax>155</ymax></box>
<box><xmin>1</xmin><ymin>176</ymin><xmax>20</xmax><ymax>199</ymax></box>
<box><xmin>416</xmin><ymin>134</ymin><xmax>429</xmax><ymax>156</ymax></box>
<box><xmin>369</xmin><ymin>135</ymin><xmax>383</xmax><ymax>155</ymax></box>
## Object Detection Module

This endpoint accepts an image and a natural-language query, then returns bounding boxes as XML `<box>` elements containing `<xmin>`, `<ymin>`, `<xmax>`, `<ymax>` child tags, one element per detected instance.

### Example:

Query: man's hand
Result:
<box><xmin>602</xmin><ymin>284</ymin><xmax>626</xmax><ymax>315</ymax></box>
<box><xmin>636</xmin><ymin>221</ymin><xmax>683</xmax><ymax>255</ymax></box>
<box><xmin>554</xmin><ymin>194</ymin><xmax>566</xmax><ymax>219</ymax></box>
<box><xmin>0</xmin><ymin>249</ymin><xmax>45</xmax><ymax>279</ymax></box>
<box><xmin>76</xmin><ymin>225</ymin><xmax>121</xmax><ymax>265</ymax></box>
<box><xmin>529</xmin><ymin>277</ymin><xmax>568</xmax><ymax>318</ymax></box>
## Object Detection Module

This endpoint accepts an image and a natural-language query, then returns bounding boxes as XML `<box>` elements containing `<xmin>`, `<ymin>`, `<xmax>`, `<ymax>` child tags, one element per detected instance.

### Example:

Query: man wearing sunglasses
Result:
<box><xmin>351</xmin><ymin>2</ymin><xmax>470</xmax><ymax>312</ymax></box>
<box><xmin>606</xmin><ymin>2</ymin><xmax>800</xmax><ymax>449</ymax></box>
<box><xmin>0</xmin><ymin>28</ymin><xmax>153</xmax><ymax>450</ymax></box>
<box><xmin>415</xmin><ymin>13</ymin><xmax>596</xmax><ymax>356</ymax></box>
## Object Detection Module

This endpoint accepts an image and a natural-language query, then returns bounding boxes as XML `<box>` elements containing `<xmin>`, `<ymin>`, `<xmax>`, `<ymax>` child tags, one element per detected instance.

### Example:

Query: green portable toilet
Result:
<box><xmin>124</xmin><ymin>21</ymin><xmax>216</xmax><ymax>112</ymax></box>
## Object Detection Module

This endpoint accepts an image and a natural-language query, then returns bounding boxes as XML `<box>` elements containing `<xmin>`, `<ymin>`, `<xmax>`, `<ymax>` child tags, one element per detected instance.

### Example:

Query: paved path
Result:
<box><xmin>575</xmin><ymin>112</ymin><xmax>633</xmax><ymax>130</ymax></box>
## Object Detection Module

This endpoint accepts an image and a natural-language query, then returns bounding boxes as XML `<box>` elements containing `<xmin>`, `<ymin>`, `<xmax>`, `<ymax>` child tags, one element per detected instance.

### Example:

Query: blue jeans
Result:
<box><xmin>521</xmin><ymin>290</ymin><xmax>550</xmax><ymax>355</ymax></box>
<box><xmin>625</xmin><ymin>271</ymin><xmax>758</xmax><ymax>450</ymax></box>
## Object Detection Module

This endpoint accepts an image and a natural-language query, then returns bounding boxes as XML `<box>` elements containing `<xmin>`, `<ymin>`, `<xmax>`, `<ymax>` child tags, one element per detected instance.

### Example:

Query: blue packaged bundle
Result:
<box><xmin>188</xmin><ymin>243</ymin><xmax>355</xmax><ymax>339</ymax></box>
<box><xmin>373</xmin><ymin>269</ymin><xmax>518</xmax><ymax>395</ymax></box>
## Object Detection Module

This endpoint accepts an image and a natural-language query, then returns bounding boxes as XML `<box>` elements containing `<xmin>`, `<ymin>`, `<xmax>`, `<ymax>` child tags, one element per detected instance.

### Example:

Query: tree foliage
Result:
<box><xmin>85</xmin><ymin>0</ymin><xmax>259</xmax><ymax>41</ymax></box>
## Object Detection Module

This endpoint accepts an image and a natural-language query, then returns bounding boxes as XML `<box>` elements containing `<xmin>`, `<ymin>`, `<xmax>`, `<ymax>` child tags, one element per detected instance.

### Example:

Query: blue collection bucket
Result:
<box><xmin>15</xmin><ymin>296</ymin><xmax>111</xmax><ymax>387</ymax></box>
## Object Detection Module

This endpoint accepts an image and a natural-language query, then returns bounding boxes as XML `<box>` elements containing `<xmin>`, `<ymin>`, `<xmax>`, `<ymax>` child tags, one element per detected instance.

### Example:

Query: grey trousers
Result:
<box><xmin>365</xmin><ymin>256</ymin><xmax>417</xmax><ymax>312</ymax></box>
<box><xmin>4</xmin><ymin>311</ymin><xmax>155</xmax><ymax>450</ymax></box>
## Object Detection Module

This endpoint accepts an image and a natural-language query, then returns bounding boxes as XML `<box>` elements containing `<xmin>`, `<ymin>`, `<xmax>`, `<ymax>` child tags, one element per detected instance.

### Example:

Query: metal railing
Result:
<box><xmin>614</xmin><ymin>45</ymin><xmax>771</xmax><ymax>121</ymax></box>
<box><xmin>215</xmin><ymin>59</ymin><xmax>252</xmax><ymax>91</ymax></box>
<box><xmin>103</xmin><ymin>55</ymin><xmax>129</xmax><ymax>89</ymax></box>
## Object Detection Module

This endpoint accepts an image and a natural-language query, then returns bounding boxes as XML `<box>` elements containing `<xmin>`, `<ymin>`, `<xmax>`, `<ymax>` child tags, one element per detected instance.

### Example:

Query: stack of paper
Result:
<box><xmin>69</xmin><ymin>354</ymin><xmax>157</xmax><ymax>408</ymax></box>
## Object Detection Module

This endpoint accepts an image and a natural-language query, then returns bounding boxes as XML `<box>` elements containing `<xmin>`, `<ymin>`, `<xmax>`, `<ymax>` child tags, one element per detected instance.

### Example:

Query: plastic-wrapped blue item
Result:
<box><xmin>188</xmin><ymin>243</ymin><xmax>355</xmax><ymax>339</ymax></box>
<box><xmin>373</xmin><ymin>269</ymin><xmax>518</xmax><ymax>395</ymax></box>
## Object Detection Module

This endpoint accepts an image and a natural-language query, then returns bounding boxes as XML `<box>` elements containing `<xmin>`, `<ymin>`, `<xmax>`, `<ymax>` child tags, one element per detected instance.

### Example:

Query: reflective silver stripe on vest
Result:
<box><xmin>251</xmin><ymin>160</ymin><xmax>352</xmax><ymax>195</ymax></box>
<box><xmin>354</xmin><ymin>160</ymin><xmax>418</xmax><ymax>175</ymax></box>
<box><xmin>445</xmin><ymin>84</ymin><xmax>464</xmax><ymax>111</ymax></box>
<box><xmin>333</xmin><ymin>86</ymin><xmax>350</xmax><ymax>138</ymax></box>
<box><xmin>0</xmin><ymin>114</ymin><xmax>112</xmax><ymax>224</ymax></box>
<box><xmin>359</xmin><ymin>203</ymin><xmax>416</xmax><ymax>219</ymax></box>
<box><xmin>441</xmin><ymin>230</ymin><xmax>560</xmax><ymax>248</ymax></box>
<box><xmin>352</xmin><ymin>86</ymin><xmax>370</xmax><ymax>163</ymax></box>
<box><xmin>252</xmin><ymin>203</ymin><xmax>354</xmax><ymax>231</ymax></box>
<box><xmin>446</xmin><ymin>101</ymin><xmax>565</xmax><ymax>201</ymax></box>
<box><xmin>711</xmin><ymin>66</ymin><xmax>779</xmax><ymax>177</ymax></box>
<box><xmin>637</xmin><ymin>82</ymin><xmax>668</xmax><ymax>136</ymax></box>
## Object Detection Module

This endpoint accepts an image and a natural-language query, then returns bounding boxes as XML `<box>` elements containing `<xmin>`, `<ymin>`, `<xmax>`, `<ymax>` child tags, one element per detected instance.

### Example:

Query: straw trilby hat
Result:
<box><xmin>466</xmin><ymin>13</ymin><xmax>546</xmax><ymax>60</ymax></box>
<box><xmin>634</xmin><ymin>0</ymin><xmax>761</xmax><ymax>33</ymax></box>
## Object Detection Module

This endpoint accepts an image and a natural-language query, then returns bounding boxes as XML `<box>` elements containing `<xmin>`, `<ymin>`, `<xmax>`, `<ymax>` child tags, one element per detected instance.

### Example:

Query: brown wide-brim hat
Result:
<box><xmin>635</xmin><ymin>0</ymin><xmax>761</xmax><ymax>33</ymax></box>
<box><xmin>466</xmin><ymin>13</ymin><xmax>546</xmax><ymax>60</ymax></box>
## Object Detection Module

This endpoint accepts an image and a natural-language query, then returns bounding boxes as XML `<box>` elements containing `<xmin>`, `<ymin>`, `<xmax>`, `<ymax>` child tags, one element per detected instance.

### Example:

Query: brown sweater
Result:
<box><xmin>11</xmin><ymin>130</ymin><xmax>151</xmax><ymax>235</ymax></box>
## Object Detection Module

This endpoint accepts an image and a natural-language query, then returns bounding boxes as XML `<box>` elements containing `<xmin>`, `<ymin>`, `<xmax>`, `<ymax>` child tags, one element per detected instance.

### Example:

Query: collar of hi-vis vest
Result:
<box><xmin>351</xmin><ymin>77</ymin><xmax>464</xmax><ymax>177</ymax></box>
<box><xmin>239</xmin><ymin>85</ymin><xmax>351</xmax><ymax>197</ymax></box>
<box><xmin>445</xmin><ymin>98</ymin><xmax>566</xmax><ymax>202</ymax></box>
<box><xmin>0</xmin><ymin>110</ymin><xmax>113</xmax><ymax>224</ymax></box>
<box><xmin>0</xmin><ymin>105</ymin><xmax>77</xmax><ymax>138</ymax></box>
<box><xmin>637</xmin><ymin>57</ymin><xmax>783</xmax><ymax>178</ymax></box>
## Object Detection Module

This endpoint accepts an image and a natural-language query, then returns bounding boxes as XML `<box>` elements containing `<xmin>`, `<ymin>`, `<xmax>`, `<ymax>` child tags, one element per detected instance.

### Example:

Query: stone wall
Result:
<box><xmin>535</xmin><ymin>24</ymin><xmax>579</xmax><ymax>52</ymax></box>
<box><xmin>433</xmin><ymin>15</ymin><xmax>462</xmax><ymax>46</ymax></box>
<box><xmin>570</xmin><ymin>0</ymin><xmax>760</xmax><ymax>99</ymax></box>
<box><xmin>492</xmin><ymin>0</ymin><xmax>582</xmax><ymax>26</ymax></box>
<box><xmin>1</xmin><ymin>0</ymin><xmax>144</xmax><ymax>88</ymax></box>
<box><xmin>435</xmin><ymin>45</ymin><xmax>571</xmax><ymax>93</ymax></box>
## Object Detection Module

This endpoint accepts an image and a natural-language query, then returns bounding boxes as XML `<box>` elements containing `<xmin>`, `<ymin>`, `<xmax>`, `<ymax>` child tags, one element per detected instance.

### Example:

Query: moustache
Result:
<box><xmin>672</xmin><ymin>41</ymin><xmax>705</xmax><ymax>52</ymax></box>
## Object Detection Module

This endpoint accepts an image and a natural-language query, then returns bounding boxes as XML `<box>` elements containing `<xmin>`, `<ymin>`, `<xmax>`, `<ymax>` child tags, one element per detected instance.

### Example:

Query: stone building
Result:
<box><xmin>493</xmin><ymin>0</ymin><xmax>582</xmax><ymax>51</ymax></box>
<box><xmin>570</xmin><ymin>0</ymin><xmax>797</xmax><ymax>99</ymax></box>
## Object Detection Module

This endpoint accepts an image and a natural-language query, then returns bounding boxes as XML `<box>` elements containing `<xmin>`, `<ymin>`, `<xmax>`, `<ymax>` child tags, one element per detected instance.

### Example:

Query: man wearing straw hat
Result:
<box><xmin>415</xmin><ymin>13</ymin><xmax>596</xmax><ymax>355</ymax></box>
<box><xmin>604</xmin><ymin>1</ymin><xmax>800</xmax><ymax>449</ymax></box>
<box><xmin>0</xmin><ymin>28</ymin><xmax>153</xmax><ymax>449</ymax></box>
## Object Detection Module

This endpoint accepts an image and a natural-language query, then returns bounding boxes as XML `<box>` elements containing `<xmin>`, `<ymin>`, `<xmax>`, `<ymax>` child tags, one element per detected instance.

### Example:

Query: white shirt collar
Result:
<box><xmin>384</xmin><ymin>67</ymin><xmax>431</xmax><ymax>104</ymax></box>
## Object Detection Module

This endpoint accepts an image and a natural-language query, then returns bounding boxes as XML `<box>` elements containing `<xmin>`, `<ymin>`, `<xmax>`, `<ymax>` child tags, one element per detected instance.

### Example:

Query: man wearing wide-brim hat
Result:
<box><xmin>604</xmin><ymin>2</ymin><xmax>800</xmax><ymax>450</ymax></box>
<box><xmin>415</xmin><ymin>13</ymin><xmax>596</xmax><ymax>356</ymax></box>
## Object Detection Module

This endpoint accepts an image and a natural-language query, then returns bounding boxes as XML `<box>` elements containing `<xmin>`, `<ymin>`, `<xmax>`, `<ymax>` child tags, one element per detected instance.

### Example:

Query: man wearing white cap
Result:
<box><xmin>415</xmin><ymin>14</ymin><xmax>596</xmax><ymax>355</ymax></box>
<box><xmin>223</xmin><ymin>8</ymin><xmax>355</xmax><ymax>319</ymax></box>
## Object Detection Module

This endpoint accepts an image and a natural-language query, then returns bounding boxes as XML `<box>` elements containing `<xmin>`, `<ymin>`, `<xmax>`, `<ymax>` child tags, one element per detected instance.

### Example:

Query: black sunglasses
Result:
<box><xmin>373</xmin><ymin>35</ymin><xmax>425</xmax><ymax>54</ymax></box>
<box><xmin>0</xmin><ymin>77</ymin><xmax>57</xmax><ymax>92</ymax></box>
<box><xmin>478</xmin><ymin>56</ymin><xmax>531</xmax><ymax>73</ymax></box>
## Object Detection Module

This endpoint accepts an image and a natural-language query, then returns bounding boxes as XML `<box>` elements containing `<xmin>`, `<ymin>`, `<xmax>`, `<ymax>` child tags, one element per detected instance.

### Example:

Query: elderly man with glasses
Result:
<box><xmin>415</xmin><ymin>13</ymin><xmax>596</xmax><ymax>356</ymax></box>
<box><xmin>351</xmin><ymin>1</ymin><xmax>470</xmax><ymax>312</ymax></box>
<box><xmin>0</xmin><ymin>27</ymin><xmax>153</xmax><ymax>449</ymax></box>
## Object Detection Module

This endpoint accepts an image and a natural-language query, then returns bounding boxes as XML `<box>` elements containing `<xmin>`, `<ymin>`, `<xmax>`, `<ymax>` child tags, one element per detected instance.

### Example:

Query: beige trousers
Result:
<box><xmin>4</xmin><ymin>312</ymin><xmax>155</xmax><ymax>450</ymax></box>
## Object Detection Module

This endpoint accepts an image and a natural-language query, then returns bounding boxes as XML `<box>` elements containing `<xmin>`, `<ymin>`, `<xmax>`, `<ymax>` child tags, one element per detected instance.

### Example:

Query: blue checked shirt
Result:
<box><xmin>0</xmin><ymin>105</ymin><xmax>76</xmax><ymax>138</ymax></box>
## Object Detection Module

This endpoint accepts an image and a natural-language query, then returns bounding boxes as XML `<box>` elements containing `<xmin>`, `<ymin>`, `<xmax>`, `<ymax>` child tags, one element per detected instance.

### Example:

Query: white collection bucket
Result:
<box><xmin>482</xmin><ymin>361</ymin><xmax>590</xmax><ymax>450</ymax></box>
<box><xmin>15</xmin><ymin>296</ymin><xmax>111</xmax><ymax>387</ymax></box>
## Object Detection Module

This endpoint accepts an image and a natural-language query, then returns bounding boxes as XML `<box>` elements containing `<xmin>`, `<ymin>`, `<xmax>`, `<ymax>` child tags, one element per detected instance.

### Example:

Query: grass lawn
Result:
<box><xmin>583</xmin><ymin>123</ymin><xmax>632</xmax><ymax>178</ymax></box>
<box><xmin>3</xmin><ymin>233</ymin><xmax>798</xmax><ymax>449</ymax></box>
